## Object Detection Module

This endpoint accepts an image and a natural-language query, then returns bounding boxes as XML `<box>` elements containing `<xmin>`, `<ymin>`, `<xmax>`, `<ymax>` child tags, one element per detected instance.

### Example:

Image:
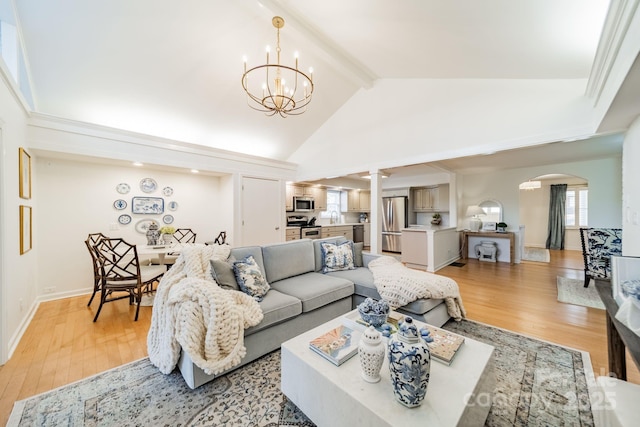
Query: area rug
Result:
<box><xmin>557</xmin><ymin>277</ymin><xmax>605</xmax><ymax>310</ymax></box>
<box><xmin>8</xmin><ymin>320</ymin><xmax>595</xmax><ymax>427</ymax></box>
<box><xmin>522</xmin><ymin>246</ymin><xmax>550</xmax><ymax>263</ymax></box>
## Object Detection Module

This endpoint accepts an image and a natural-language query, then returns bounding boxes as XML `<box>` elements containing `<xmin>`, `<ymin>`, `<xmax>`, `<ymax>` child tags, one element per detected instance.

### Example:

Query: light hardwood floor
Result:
<box><xmin>0</xmin><ymin>249</ymin><xmax>638</xmax><ymax>424</ymax></box>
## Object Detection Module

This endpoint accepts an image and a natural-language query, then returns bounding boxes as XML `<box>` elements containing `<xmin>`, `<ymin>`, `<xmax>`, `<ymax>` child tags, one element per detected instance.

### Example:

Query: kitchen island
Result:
<box><xmin>401</xmin><ymin>226</ymin><xmax>460</xmax><ymax>272</ymax></box>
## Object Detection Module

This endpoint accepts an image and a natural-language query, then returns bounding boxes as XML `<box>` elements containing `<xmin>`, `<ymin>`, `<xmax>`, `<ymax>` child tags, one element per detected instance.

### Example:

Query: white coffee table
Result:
<box><xmin>281</xmin><ymin>311</ymin><xmax>495</xmax><ymax>427</ymax></box>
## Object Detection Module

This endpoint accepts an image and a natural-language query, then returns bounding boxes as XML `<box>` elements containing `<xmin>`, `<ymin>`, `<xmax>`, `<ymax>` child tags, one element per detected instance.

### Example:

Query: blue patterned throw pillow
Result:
<box><xmin>321</xmin><ymin>241</ymin><xmax>355</xmax><ymax>273</ymax></box>
<box><xmin>233</xmin><ymin>255</ymin><xmax>270</xmax><ymax>301</ymax></box>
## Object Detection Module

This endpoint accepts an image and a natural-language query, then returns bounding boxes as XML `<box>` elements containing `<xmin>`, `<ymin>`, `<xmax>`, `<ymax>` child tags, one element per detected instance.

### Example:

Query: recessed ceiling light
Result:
<box><xmin>191</xmin><ymin>169</ymin><xmax>199</xmax><ymax>173</ymax></box>
<box><xmin>133</xmin><ymin>161</ymin><xmax>143</xmax><ymax>166</ymax></box>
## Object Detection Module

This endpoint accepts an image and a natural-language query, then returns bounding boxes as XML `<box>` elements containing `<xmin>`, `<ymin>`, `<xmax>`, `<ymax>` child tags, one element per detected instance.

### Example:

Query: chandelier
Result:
<box><xmin>242</xmin><ymin>16</ymin><xmax>314</xmax><ymax>117</ymax></box>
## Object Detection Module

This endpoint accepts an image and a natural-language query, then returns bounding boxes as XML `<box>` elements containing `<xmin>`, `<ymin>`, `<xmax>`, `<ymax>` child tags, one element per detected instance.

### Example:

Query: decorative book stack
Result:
<box><xmin>309</xmin><ymin>325</ymin><xmax>361</xmax><ymax>366</ymax></box>
<box><xmin>419</xmin><ymin>324</ymin><xmax>465</xmax><ymax>365</ymax></box>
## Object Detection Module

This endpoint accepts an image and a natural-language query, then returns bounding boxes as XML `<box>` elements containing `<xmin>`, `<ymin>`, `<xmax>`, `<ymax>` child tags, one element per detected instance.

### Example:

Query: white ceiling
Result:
<box><xmin>13</xmin><ymin>0</ymin><xmax>619</xmax><ymax>168</ymax></box>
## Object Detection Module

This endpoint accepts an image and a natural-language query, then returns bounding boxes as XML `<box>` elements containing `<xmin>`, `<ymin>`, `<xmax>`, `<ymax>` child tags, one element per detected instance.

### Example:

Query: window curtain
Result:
<box><xmin>546</xmin><ymin>184</ymin><xmax>567</xmax><ymax>250</ymax></box>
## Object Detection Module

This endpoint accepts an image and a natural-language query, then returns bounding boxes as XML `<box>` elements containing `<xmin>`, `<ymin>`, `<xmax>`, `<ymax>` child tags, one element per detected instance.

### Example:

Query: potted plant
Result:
<box><xmin>159</xmin><ymin>226</ymin><xmax>176</xmax><ymax>244</ymax></box>
<box><xmin>497</xmin><ymin>222</ymin><xmax>507</xmax><ymax>232</ymax></box>
<box><xmin>431</xmin><ymin>213</ymin><xmax>442</xmax><ymax>225</ymax></box>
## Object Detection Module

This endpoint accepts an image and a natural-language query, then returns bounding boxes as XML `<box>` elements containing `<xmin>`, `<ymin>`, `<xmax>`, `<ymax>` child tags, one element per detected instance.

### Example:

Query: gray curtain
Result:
<box><xmin>546</xmin><ymin>184</ymin><xmax>567</xmax><ymax>250</ymax></box>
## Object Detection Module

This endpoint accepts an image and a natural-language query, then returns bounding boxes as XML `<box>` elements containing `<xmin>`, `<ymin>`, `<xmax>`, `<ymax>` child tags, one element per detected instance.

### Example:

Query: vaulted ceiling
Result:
<box><xmin>12</xmin><ymin>0</ymin><xmax>637</xmax><ymax>174</ymax></box>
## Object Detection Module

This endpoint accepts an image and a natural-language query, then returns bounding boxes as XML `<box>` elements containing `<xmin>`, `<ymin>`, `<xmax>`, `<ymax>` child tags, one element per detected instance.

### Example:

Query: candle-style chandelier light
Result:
<box><xmin>242</xmin><ymin>16</ymin><xmax>314</xmax><ymax>117</ymax></box>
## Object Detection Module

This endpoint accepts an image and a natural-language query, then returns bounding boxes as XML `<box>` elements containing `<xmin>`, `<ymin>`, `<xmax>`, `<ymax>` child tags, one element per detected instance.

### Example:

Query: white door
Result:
<box><xmin>242</xmin><ymin>177</ymin><xmax>282</xmax><ymax>246</ymax></box>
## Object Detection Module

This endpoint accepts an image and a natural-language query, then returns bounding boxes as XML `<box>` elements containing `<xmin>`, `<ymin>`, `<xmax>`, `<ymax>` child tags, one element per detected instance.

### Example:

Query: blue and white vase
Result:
<box><xmin>387</xmin><ymin>316</ymin><xmax>433</xmax><ymax>407</ymax></box>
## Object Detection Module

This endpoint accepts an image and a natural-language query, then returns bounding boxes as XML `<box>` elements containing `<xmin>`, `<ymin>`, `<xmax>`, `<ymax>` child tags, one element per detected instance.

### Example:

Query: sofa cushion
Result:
<box><xmin>244</xmin><ymin>289</ymin><xmax>302</xmax><ymax>336</ymax></box>
<box><xmin>233</xmin><ymin>255</ymin><xmax>270</xmax><ymax>302</ymax></box>
<box><xmin>313</xmin><ymin>236</ymin><xmax>347</xmax><ymax>272</ymax></box>
<box><xmin>270</xmin><ymin>272</ymin><xmax>354</xmax><ymax>313</ymax></box>
<box><xmin>210</xmin><ymin>257</ymin><xmax>239</xmax><ymax>291</ymax></box>
<box><xmin>262</xmin><ymin>239</ymin><xmax>315</xmax><ymax>283</ymax></box>
<box><xmin>327</xmin><ymin>268</ymin><xmax>443</xmax><ymax>315</ymax></box>
<box><xmin>230</xmin><ymin>246</ymin><xmax>265</xmax><ymax>274</ymax></box>
<box><xmin>354</xmin><ymin>242</ymin><xmax>364</xmax><ymax>267</ymax></box>
<box><xmin>321</xmin><ymin>240</ymin><xmax>356</xmax><ymax>273</ymax></box>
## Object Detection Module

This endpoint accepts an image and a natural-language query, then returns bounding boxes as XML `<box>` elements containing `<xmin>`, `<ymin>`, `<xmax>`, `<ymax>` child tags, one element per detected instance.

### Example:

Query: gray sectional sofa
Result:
<box><xmin>177</xmin><ymin>236</ymin><xmax>449</xmax><ymax>388</ymax></box>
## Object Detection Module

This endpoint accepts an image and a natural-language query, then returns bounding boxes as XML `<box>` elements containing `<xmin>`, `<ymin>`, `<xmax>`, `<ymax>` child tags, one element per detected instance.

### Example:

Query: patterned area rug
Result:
<box><xmin>522</xmin><ymin>247</ymin><xmax>550</xmax><ymax>263</ymax></box>
<box><xmin>8</xmin><ymin>320</ymin><xmax>595</xmax><ymax>426</ymax></box>
<box><xmin>557</xmin><ymin>277</ymin><xmax>605</xmax><ymax>310</ymax></box>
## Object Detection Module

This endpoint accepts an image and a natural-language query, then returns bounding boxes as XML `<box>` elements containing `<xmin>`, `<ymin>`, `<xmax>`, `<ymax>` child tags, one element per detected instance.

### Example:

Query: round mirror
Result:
<box><xmin>478</xmin><ymin>199</ymin><xmax>503</xmax><ymax>223</ymax></box>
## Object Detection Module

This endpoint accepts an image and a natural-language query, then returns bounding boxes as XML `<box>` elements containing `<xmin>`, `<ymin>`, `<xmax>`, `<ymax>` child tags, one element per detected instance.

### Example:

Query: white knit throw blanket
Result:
<box><xmin>147</xmin><ymin>245</ymin><xmax>263</xmax><ymax>376</ymax></box>
<box><xmin>368</xmin><ymin>256</ymin><xmax>466</xmax><ymax>321</ymax></box>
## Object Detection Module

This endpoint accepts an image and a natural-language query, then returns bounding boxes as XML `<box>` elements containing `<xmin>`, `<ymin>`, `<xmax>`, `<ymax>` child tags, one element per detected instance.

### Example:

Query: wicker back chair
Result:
<box><xmin>92</xmin><ymin>238</ymin><xmax>165</xmax><ymax>321</ymax></box>
<box><xmin>85</xmin><ymin>232</ymin><xmax>108</xmax><ymax>306</ymax></box>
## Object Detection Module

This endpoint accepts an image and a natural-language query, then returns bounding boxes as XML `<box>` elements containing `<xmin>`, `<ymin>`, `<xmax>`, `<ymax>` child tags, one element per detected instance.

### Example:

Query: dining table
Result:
<box><xmin>136</xmin><ymin>242</ymin><xmax>204</xmax><ymax>265</ymax></box>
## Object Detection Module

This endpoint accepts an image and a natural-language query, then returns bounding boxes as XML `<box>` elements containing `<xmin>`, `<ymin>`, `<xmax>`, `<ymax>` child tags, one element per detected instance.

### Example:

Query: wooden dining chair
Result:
<box><xmin>85</xmin><ymin>232</ymin><xmax>108</xmax><ymax>306</ymax></box>
<box><xmin>174</xmin><ymin>228</ymin><xmax>197</xmax><ymax>243</ymax></box>
<box><xmin>92</xmin><ymin>238</ymin><xmax>165</xmax><ymax>322</ymax></box>
<box><xmin>150</xmin><ymin>228</ymin><xmax>197</xmax><ymax>266</ymax></box>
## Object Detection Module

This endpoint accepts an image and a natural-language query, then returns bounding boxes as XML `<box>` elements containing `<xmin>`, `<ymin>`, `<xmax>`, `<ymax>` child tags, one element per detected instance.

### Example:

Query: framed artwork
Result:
<box><xmin>20</xmin><ymin>205</ymin><xmax>32</xmax><ymax>254</ymax></box>
<box><xmin>131</xmin><ymin>197</ymin><xmax>164</xmax><ymax>214</ymax></box>
<box><xmin>19</xmin><ymin>147</ymin><xmax>31</xmax><ymax>199</ymax></box>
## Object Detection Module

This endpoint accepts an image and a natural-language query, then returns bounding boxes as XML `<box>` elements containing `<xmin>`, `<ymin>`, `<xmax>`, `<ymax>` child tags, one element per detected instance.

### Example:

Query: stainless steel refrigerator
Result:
<box><xmin>381</xmin><ymin>196</ymin><xmax>408</xmax><ymax>253</ymax></box>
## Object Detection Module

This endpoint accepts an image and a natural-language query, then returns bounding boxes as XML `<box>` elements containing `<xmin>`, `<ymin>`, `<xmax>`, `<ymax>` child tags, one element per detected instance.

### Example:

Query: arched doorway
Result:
<box><xmin>518</xmin><ymin>174</ymin><xmax>588</xmax><ymax>251</ymax></box>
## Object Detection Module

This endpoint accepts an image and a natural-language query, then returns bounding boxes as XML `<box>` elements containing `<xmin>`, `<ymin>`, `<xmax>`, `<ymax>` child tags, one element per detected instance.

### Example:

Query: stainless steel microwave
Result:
<box><xmin>294</xmin><ymin>197</ymin><xmax>315</xmax><ymax>212</ymax></box>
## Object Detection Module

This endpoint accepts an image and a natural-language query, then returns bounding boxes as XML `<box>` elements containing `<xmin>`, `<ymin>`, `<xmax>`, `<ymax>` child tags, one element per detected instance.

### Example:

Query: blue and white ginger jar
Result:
<box><xmin>387</xmin><ymin>316</ymin><xmax>433</xmax><ymax>407</ymax></box>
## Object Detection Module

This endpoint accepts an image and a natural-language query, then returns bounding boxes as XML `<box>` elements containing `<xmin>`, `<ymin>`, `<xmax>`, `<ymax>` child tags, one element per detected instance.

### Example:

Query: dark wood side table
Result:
<box><xmin>461</xmin><ymin>231</ymin><xmax>515</xmax><ymax>265</ymax></box>
<box><xmin>595</xmin><ymin>279</ymin><xmax>640</xmax><ymax>380</ymax></box>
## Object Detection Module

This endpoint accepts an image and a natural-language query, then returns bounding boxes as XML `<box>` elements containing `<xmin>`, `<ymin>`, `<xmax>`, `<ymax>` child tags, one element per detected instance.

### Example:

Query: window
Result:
<box><xmin>566</xmin><ymin>187</ymin><xmax>588</xmax><ymax>227</ymax></box>
<box><xmin>320</xmin><ymin>190</ymin><xmax>342</xmax><ymax>219</ymax></box>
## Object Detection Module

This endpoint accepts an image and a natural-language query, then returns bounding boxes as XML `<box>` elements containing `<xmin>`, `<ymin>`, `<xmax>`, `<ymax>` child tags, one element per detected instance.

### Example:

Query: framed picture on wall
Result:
<box><xmin>20</xmin><ymin>205</ymin><xmax>32</xmax><ymax>254</ymax></box>
<box><xmin>19</xmin><ymin>147</ymin><xmax>31</xmax><ymax>199</ymax></box>
<box><xmin>132</xmin><ymin>197</ymin><xmax>164</xmax><ymax>214</ymax></box>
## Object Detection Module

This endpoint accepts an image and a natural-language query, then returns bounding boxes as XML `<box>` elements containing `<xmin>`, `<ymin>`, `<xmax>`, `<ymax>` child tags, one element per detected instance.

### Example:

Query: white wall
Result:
<box><xmin>291</xmin><ymin>79</ymin><xmax>596</xmax><ymax>180</ymax></box>
<box><xmin>622</xmin><ymin>116</ymin><xmax>640</xmax><ymax>256</ymax></box>
<box><xmin>458</xmin><ymin>157</ymin><xmax>622</xmax><ymax>240</ymax></box>
<box><xmin>0</xmin><ymin>70</ymin><xmax>36</xmax><ymax>362</ymax></box>
<box><xmin>35</xmin><ymin>157</ymin><xmax>229</xmax><ymax>299</ymax></box>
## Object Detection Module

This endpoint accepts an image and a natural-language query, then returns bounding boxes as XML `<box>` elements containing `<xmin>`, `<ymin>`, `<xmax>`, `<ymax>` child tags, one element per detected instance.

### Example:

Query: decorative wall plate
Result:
<box><xmin>118</xmin><ymin>214</ymin><xmax>132</xmax><ymax>225</ymax></box>
<box><xmin>113</xmin><ymin>199</ymin><xmax>127</xmax><ymax>210</ymax></box>
<box><xmin>163</xmin><ymin>186</ymin><xmax>173</xmax><ymax>196</ymax></box>
<box><xmin>140</xmin><ymin>178</ymin><xmax>157</xmax><ymax>193</ymax></box>
<box><xmin>168</xmin><ymin>201</ymin><xmax>178</xmax><ymax>211</ymax></box>
<box><xmin>163</xmin><ymin>214</ymin><xmax>174</xmax><ymax>224</ymax></box>
<box><xmin>135</xmin><ymin>218</ymin><xmax>160</xmax><ymax>234</ymax></box>
<box><xmin>132</xmin><ymin>197</ymin><xmax>164</xmax><ymax>214</ymax></box>
<box><xmin>116</xmin><ymin>183</ymin><xmax>130</xmax><ymax>194</ymax></box>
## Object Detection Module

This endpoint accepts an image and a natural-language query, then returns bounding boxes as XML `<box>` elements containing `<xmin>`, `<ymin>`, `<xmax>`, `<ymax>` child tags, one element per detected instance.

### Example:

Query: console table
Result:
<box><xmin>461</xmin><ymin>231</ymin><xmax>515</xmax><ymax>265</ymax></box>
<box><xmin>595</xmin><ymin>279</ymin><xmax>640</xmax><ymax>380</ymax></box>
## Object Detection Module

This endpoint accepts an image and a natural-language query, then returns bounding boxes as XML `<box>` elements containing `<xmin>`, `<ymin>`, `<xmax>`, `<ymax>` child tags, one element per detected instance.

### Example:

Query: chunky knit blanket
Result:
<box><xmin>368</xmin><ymin>256</ymin><xmax>466</xmax><ymax>321</ymax></box>
<box><xmin>147</xmin><ymin>245</ymin><xmax>263</xmax><ymax>376</ymax></box>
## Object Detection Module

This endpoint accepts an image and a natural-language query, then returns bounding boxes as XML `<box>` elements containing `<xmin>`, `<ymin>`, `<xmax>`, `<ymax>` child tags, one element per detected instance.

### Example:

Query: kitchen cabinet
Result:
<box><xmin>401</xmin><ymin>229</ymin><xmax>428</xmax><ymax>269</ymax></box>
<box><xmin>285</xmin><ymin>184</ymin><xmax>326</xmax><ymax>211</ymax></box>
<box><xmin>320</xmin><ymin>225</ymin><xmax>353</xmax><ymax>240</ymax></box>
<box><xmin>411</xmin><ymin>184</ymin><xmax>449</xmax><ymax>212</ymax></box>
<box><xmin>364</xmin><ymin>223</ymin><xmax>371</xmax><ymax>247</ymax></box>
<box><xmin>400</xmin><ymin>226</ymin><xmax>459</xmax><ymax>272</ymax></box>
<box><xmin>286</xmin><ymin>228</ymin><xmax>301</xmax><ymax>241</ymax></box>
<box><xmin>343</xmin><ymin>190</ymin><xmax>371</xmax><ymax>212</ymax></box>
<box><xmin>309</xmin><ymin>186</ymin><xmax>327</xmax><ymax>210</ymax></box>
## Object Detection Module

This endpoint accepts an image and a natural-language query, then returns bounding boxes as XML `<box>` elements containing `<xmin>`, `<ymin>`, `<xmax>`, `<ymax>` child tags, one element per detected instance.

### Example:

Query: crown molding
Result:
<box><xmin>586</xmin><ymin>0</ymin><xmax>640</xmax><ymax>104</ymax></box>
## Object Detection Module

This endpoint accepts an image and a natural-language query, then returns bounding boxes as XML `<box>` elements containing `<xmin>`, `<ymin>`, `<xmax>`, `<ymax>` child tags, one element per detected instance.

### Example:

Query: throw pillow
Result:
<box><xmin>321</xmin><ymin>241</ymin><xmax>355</xmax><ymax>273</ymax></box>
<box><xmin>354</xmin><ymin>242</ymin><xmax>364</xmax><ymax>267</ymax></box>
<box><xmin>210</xmin><ymin>257</ymin><xmax>239</xmax><ymax>291</ymax></box>
<box><xmin>233</xmin><ymin>255</ymin><xmax>270</xmax><ymax>301</ymax></box>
